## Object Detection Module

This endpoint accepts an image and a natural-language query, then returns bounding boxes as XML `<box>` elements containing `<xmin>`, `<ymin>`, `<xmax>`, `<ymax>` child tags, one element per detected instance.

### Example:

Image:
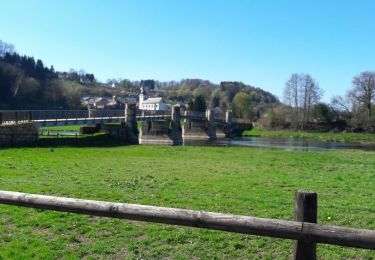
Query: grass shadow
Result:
<box><xmin>36</xmin><ymin>134</ymin><xmax>135</xmax><ymax>148</ymax></box>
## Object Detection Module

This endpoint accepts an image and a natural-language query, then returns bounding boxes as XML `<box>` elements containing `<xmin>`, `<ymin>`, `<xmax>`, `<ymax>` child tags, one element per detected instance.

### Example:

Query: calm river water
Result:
<box><xmin>183</xmin><ymin>136</ymin><xmax>375</xmax><ymax>151</ymax></box>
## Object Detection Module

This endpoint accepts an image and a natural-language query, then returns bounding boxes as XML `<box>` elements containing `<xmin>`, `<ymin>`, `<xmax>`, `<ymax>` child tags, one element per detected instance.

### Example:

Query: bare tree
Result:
<box><xmin>0</xmin><ymin>40</ymin><xmax>15</xmax><ymax>57</ymax></box>
<box><xmin>331</xmin><ymin>95</ymin><xmax>352</xmax><ymax>122</ymax></box>
<box><xmin>284</xmin><ymin>73</ymin><xmax>323</xmax><ymax>129</ymax></box>
<box><xmin>350</xmin><ymin>71</ymin><xmax>375</xmax><ymax>127</ymax></box>
<box><xmin>284</xmin><ymin>73</ymin><xmax>301</xmax><ymax>127</ymax></box>
<box><xmin>302</xmin><ymin>74</ymin><xmax>323</xmax><ymax>127</ymax></box>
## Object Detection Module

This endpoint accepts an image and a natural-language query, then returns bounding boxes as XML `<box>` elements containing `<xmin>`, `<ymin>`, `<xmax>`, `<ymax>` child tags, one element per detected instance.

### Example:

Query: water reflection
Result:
<box><xmin>183</xmin><ymin>136</ymin><xmax>375</xmax><ymax>151</ymax></box>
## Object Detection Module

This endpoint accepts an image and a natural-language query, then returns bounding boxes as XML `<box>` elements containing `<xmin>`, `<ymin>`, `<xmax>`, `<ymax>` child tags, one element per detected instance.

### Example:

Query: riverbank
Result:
<box><xmin>0</xmin><ymin>145</ymin><xmax>374</xmax><ymax>258</ymax></box>
<box><xmin>243</xmin><ymin>129</ymin><xmax>375</xmax><ymax>144</ymax></box>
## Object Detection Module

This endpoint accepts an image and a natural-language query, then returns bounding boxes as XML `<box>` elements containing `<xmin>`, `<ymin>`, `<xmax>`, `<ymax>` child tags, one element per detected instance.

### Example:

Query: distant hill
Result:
<box><xmin>148</xmin><ymin>79</ymin><xmax>279</xmax><ymax>120</ymax></box>
<box><xmin>0</xmin><ymin>41</ymin><xmax>278</xmax><ymax>117</ymax></box>
<box><xmin>0</xmin><ymin>51</ymin><xmax>98</xmax><ymax>109</ymax></box>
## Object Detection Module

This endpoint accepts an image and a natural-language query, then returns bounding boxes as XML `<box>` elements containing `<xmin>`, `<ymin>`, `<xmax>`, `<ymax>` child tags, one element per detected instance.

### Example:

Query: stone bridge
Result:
<box><xmin>0</xmin><ymin>106</ymin><xmax>252</xmax><ymax>146</ymax></box>
<box><xmin>140</xmin><ymin>107</ymin><xmax>252</xmax><ymax>144</ymax></box>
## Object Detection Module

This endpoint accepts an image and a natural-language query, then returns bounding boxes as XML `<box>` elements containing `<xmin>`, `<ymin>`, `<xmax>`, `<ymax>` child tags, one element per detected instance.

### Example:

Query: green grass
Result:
<box><xmin>40</xmin><ymin>125</ymin><xmax>84</xmax><ymax>131</ymax></box>
<box><xmin>244</xmin><ymin>128</ymin><xmax>375</xmax><ymax>144</ymax></box>
<box><xmin>0</xmin><ymin>142</ymin><xmax>375</xmax><ymax>258</ymax></box>
<box><xmin>40</xmin><ymin>122</ymin><xmax>140</xmax><ymax>131</ymax></box>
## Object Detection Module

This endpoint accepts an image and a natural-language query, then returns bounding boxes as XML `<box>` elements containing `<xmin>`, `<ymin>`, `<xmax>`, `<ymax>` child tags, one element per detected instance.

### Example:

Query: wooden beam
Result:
<box><xmin>0</xmin><ymin>190</ymin><xmax>374</xmax><ymax>250</ymax></box>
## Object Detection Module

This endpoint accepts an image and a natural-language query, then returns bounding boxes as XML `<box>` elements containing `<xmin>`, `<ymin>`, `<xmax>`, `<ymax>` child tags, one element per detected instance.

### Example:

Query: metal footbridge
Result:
<box><xmin>0</xmin><ymin>110</ymin><xmax>171</xmax><ymax>127</ymax></box>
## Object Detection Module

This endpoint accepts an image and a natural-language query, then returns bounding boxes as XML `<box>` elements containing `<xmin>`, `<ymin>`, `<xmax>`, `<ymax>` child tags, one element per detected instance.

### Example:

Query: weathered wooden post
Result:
<box><xmin>294</xmin><ymin>190</ymin><xmax>318</xmax><ymax>260</ymax></box>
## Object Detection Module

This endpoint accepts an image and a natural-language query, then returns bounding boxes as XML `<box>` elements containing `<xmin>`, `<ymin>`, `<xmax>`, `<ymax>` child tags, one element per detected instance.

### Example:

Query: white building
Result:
<box><xmin>139</xmin><ymin>87</ymin><xmax>169</xmax><ymax>111</ymax></box>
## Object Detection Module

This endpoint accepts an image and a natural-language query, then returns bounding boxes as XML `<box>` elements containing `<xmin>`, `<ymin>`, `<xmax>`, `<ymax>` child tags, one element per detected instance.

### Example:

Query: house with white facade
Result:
<box><xmin>138</xmin><ymin>87</ymin><xmax>169</xmax><ymax>111</ymax></box>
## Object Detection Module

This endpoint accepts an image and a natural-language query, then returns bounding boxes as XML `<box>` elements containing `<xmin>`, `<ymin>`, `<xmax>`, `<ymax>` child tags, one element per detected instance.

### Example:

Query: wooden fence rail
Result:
<box><xmin>0</xmin><ymin>190</ymin><xmax>374</xmax><ymax>259</ymax></box>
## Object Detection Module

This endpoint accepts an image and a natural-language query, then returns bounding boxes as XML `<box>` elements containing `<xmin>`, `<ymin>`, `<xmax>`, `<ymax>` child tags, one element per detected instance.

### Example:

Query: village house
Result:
<box><xmin>81</xmin><ymin>97</ymin><xmax>111</xmax><ymax>109</ymax></box>
<box><xmin>81</xmin><ymin>96</ymin><xmax>136</xmax><ymax>109</ymax></box>
<box><xmin>138</xmin><ymin>87</ymin><xmax>169</xmax><ymax>111</ymax></box>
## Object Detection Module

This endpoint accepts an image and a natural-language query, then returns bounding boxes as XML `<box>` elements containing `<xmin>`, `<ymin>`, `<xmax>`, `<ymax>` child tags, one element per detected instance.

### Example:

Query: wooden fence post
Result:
<box><xmin>294</xmin><ymin>190</ymin><xmax>317</xmax><ymax>260</ymax></box>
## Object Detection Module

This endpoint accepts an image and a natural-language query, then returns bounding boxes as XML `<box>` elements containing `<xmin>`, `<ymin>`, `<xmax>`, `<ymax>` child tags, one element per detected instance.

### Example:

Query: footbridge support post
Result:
<box><xmin>104</xmin><ymin>104</ymin><xmax>139</xmax><ymax>144</ymax></box>
<box><xmin>206</xmin><ymin>109</ymin><xmax>216</xmax><ymax>140</ymax></box>
<box><xmin>124</xmin><ymin>103</ymin><xmax>139</xmax><ymax>144</ymax></box>
<box><xmin>170</xmin><ymin>105</ymin><xmax>183</xmax><ymax>144</ymax></box>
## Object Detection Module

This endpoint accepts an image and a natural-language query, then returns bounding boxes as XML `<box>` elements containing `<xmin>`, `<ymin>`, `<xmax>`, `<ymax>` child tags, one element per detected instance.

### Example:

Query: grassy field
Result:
<box><xmin>0</xmin><ymin>141</ymin><xmax>375</xmax><ymax>259</ymax></box>
<box><xmin>244</xmin><ymin>128</ymin><xmax>375</xmax><ymax>144</ymax></box>
<box><xmin>40</xmin><ymin>125</ymin><xmax>84</xmax><ymax>131</ymax></box>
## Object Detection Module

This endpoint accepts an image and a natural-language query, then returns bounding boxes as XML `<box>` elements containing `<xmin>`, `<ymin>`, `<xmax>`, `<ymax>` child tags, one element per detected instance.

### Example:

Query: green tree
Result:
<box><xmin>190</xmin><ymin>95</ymin><xmax>207</xmax><ymax>112</ymax></box>
<box><xmin>312</xmin><ymin>103</ymin><xmax>333</xmax><ymax>124</ymax></box>
<box><xmin>120</xmin><ymin>79</ymin><xmax>133</xmax><ymax>92</ymax></box>
<box><xmin>193</xmin><ymin>86</ymin><xmax>208</xmax><ymax>98</ymax></box>
<box><xmin>233</xmin><ymin>92</ymin><xmax>254</xmax><ymax>119</ymax></box>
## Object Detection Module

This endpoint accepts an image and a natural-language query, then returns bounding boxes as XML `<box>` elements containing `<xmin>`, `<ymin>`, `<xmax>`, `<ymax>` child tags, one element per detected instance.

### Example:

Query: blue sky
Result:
<box><xmin>1</xmin><ymin>0</ymin><xmax>374</xmax><ymax>101</ymax></box>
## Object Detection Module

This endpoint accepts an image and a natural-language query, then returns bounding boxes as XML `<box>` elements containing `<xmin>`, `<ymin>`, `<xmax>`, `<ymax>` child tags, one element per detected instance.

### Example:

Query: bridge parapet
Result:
<box><xmin>31</xmin><ymin>110</ymin><xmax>88</xmax><ymax>120</ymax></box>
<box><xmin>0</xmin><ymin>111</ymin><xmax>32</xmax><ymax>125</ymax></box>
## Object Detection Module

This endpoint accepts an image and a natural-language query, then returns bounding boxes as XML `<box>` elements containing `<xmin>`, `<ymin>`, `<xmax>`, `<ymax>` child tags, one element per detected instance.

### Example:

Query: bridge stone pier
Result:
<box><xmin>182</xmin><ymin>110</ymin><xmax>217</xmax><ymax>140</ymax></box>
<box><xmin>102</xmin><ymin>104</ymin><xmax>139</xmax><ymax>144</ymax></box>
<box><xmin>221</xmin><ymin>110</ymin><xmax>253</xmax><ymax>137</ymax></box>
<box><xmin>139</xmin><ymin>106</ymin><xmax>182</xmax><ymax>145</ymax></box>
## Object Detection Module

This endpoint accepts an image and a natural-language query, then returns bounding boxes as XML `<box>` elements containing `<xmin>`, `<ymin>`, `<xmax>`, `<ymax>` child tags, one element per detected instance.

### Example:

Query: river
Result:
<box><xmin>183</xmin><ymin>136</ymin><xmax>375</xmax><ymax>151</ymax></box>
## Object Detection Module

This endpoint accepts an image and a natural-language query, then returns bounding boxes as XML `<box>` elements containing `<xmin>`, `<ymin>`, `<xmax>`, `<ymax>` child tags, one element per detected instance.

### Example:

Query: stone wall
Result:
<box><xmin>0</xmin><ymin>123</ymin><xmax>39</xmax><ymax>146</ymax></box>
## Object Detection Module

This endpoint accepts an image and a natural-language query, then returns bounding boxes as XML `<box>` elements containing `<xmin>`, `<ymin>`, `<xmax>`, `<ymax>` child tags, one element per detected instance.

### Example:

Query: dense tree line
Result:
<box><xmin>0</xmin><ymin>45</ymin><xmax>278</xmax><ymax>113</ymax></box>
<box><xmin>57</xmin><ymin>69</ymin><xmax>95</xmax><ymax>84</ymax></box>
<box><xmin>0</xmin><ymin>40</ymin><xmax>100</xmax><ymax>109</ymax></box>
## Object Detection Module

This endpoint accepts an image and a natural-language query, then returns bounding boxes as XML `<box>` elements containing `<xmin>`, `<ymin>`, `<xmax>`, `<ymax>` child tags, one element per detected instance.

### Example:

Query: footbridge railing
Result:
<box><xmin>0</xmin><ymin>109</ymin><xmax>173</xmax><ymax>125</ymax></box>
<box><xmin>0</xmin><ymin>110</ymin><xmax>126</xmax><ymax>125</ymax></box>
<box><xmin>0</xmin><ymin>111</ymin><xmax>32</xmax><ymax>125</ymax></box>
<box><xmin>0</xmin><ymin>109</ymin><xmax>252</xmax><ymax>130</ymax></box>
